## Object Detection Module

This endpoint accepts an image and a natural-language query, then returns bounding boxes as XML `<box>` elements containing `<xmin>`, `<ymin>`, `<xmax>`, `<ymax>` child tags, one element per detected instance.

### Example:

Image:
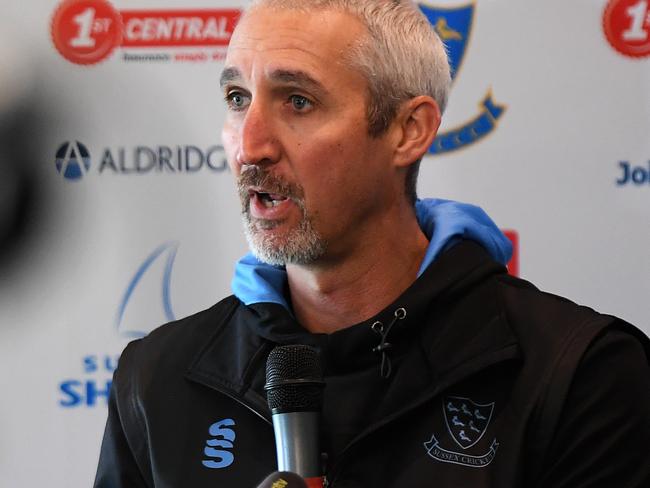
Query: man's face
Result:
<box><xmin>221</xmin><ymin>7</ymin><xmax>401</xmax><ymax>266</ymax></box>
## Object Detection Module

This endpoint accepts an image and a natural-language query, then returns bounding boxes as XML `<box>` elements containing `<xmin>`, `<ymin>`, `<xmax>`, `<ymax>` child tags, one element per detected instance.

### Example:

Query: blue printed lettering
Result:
<box><xmin>86</xmin><ymin>380</ymin><xmax>112</xmax><ymax>406</ymax></box>
<box><xmin>83</xmin><ymin>356</ymin><xmax>98</xmax><ymax>373</ymax></box>
<box><xmin>616</xmin><ymin>161</ymin><xmax>650</xmax><ymax>186</ymax></box>
<box><xmin>59</xmin><ymin>380</ymin><xmax>83</xmax><ymax>407</ymax></box>
<box><xmin>104</xmin><ymin>355</ymin><xmax>119</xmax><ymax>372</ymax></box>
<box><xmin>83</xmin><ymin>355</ymin><xmax>119</xmax><ymax>373</ymax></box>
<box><xmin>202</xmin><ymin>418</ymin><xmax>236</xmax><ymax>469</ymax></box>
<box><xmin>202</xmin><ymin>450</ymin><xmax>234</xmax><ymax>469</ymax></box>
<box><xmin>209</xmin><ymin>418</ymin><xmax>236</xmax><ymax>440</ymax></box>
<box><xmin>632</xmin><ymin>167</ymin><xmax>647</xmax><ymax>184</ymax></box>
<box><xmin>206</xmin><ymin>438</ymin><xmax>233</xmax><ymax>448</ymax></box>
<box><xmin>617</xmin><ymin>161</ymin><xmax>631</xmax><ymax>185</ymax></box>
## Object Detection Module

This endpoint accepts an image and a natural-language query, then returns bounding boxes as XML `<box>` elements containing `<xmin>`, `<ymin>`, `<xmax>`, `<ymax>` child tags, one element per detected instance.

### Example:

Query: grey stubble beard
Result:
<box><xmin>237</xmin><ymin>167</ymin><xmax>326</xmax><ymax>266</ymax></box>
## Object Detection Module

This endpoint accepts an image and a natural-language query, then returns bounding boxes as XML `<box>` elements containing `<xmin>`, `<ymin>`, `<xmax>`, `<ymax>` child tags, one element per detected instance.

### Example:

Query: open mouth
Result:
<box><xmin>250</xmin><ymin>190</ymin><xmax>289</xmax><ymax>208</ymax></box>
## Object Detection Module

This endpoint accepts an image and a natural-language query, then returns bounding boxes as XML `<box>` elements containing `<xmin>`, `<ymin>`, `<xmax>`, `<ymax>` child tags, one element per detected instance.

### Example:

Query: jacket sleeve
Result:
<box><xmin>94</xmin><ymin>341</ymin><xmax>151</xmax><ymax>488</ymax></box>
<box><xmin>537</xmin><ymin>325</ymin><xmax>650</xmax><ymax>487</ymax></box>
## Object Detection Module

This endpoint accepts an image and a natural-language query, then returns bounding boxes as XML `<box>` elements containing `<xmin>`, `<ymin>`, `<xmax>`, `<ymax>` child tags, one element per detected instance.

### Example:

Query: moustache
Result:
<box><xmin>237</xmin><ymin>167</ymin><xmax>305</xmax><ymax>206</ymax></box>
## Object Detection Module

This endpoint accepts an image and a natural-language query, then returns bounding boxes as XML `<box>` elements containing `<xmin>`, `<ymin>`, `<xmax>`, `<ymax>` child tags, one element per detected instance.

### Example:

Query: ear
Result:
<box><xmin>392</xmin><ymin>96</ymin><xmax>441</xmax><ymax>168</ymax></box>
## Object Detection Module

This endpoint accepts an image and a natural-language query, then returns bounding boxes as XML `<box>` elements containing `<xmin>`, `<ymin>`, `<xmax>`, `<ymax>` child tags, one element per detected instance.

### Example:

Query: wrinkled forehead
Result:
<box><xmin>224</xmin><ymin>5</ymin><xmax>368</xmax><ymax>83</ymax></box>
<box><xmin>230</xmin><ymin>5</ymin><xmax>369</xmax><ymax>59</ymax></box>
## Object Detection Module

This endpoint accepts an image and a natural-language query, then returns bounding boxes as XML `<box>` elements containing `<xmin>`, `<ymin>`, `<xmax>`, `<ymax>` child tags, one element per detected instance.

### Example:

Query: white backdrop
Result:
<box><xmin>0</xmin><ymin>0</ymin><xmax>648</xmax><ymax>486</ymax></box>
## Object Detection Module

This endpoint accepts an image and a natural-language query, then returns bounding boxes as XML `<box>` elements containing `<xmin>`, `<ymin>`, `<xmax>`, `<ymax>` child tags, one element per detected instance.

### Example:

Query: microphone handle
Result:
<box><xmin>272</xmin><ymin>411</ymin><xmax>321</xmax><ymax>478</ymax></box>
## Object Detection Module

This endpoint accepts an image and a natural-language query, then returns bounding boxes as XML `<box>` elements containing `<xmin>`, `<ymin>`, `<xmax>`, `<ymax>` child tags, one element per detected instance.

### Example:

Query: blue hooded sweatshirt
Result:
<box><xmin>232</xmin><ymin>198</ymin><xmax>512</xmax><ymax>310</ymax></box>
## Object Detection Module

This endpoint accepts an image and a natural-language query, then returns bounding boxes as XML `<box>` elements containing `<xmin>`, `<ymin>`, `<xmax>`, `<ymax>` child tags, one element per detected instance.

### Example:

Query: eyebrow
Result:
<box><xmin>219</xmin><ymin>67</ymin><xmax>328</xmax><ymax>96</ymax></box>
<box><xmin>219</xmin><ymin>67</ymin><xmax>241</xmax><ymax>88</ymax></box>
<box><xmin>269</xmin><ymin>69</ymin><xmax>328</xmax><ymax>95</ymax></box>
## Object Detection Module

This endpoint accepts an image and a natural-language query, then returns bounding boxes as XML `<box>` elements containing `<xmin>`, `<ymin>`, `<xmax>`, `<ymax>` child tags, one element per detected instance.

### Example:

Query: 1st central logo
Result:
<box><xmin>420</xmin><ymin>1</ymin><xmax>506</xmax><ymax>155</ymax></box>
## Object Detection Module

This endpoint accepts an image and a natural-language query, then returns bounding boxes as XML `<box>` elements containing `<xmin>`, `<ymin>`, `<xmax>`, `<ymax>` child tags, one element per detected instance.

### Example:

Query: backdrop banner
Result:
<box><xmin>0</xmin><ymin>0</ymin><xmax>648</xmax><ymax>485</ymax></box>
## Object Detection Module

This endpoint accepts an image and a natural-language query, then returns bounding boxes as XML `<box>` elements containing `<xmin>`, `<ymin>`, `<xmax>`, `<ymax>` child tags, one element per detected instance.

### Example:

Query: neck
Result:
<box><xmin>286</xmin><ymin>205</ymin><xmax>428</xmax><ymax>334</ymax></box>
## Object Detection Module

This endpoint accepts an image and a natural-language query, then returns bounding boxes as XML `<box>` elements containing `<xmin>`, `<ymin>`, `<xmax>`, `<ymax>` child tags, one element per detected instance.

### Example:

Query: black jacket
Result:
<box><xmin>95</xmin><ymin>241</ymin><xmax>650</xmax><ymax>487</ymax></box>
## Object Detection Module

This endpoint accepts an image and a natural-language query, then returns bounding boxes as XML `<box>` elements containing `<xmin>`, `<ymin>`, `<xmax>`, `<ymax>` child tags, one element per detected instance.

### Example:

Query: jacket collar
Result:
<box><xmin>186</xmin><ymin>241</ymin><xmax>520</xmax><ymax>420</ymax></box>
<box><xmin>231</xmin><ymin>198</ymin><xmax>513</xmax><ymax>310</ymax></box>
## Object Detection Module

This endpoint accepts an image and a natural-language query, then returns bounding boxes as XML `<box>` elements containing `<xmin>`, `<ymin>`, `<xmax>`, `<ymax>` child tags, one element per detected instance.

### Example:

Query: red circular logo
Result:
<box><xmin>51</xmin><ymin>0</ymin><xmax>123</xmax><ymax>65</ymax></box>
<box><xmin>604</xmin><ymin>0</ymin><xmax>650</xmax><ymax>58</ymax></box>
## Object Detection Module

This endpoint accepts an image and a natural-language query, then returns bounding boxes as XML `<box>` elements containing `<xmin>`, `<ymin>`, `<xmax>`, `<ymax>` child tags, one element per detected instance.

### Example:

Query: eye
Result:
<box><xmin>290</xmin><ymin>95</ymin><xmax>312</xmax><ymax>111</ymax></box>
<box><xmin>225</xmin><ymin>91</ymin><xmax>250</xmax><ymax>111</ymax></box>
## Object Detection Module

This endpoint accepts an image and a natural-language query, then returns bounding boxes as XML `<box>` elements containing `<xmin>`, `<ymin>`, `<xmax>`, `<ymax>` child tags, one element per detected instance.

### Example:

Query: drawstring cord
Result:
<box><xmin>371</xmin><ymin>307</ymin><xmax>407</xmax><ymax>379</ymax></box>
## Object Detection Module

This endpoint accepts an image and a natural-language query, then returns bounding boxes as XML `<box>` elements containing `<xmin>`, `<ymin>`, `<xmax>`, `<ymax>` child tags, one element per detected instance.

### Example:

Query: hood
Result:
<box><xmin>231</xmin><ymin>198</ymin><xmax>512</xmax><ymax>310</ymax></box>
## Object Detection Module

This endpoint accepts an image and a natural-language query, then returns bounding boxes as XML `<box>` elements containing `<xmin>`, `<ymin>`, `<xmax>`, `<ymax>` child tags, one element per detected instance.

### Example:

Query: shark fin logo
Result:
<box><xmin>419</xmin><ymin>2</ymin><xmax>506</xmax><ymax>155</ymax></box>
<box><xmin>116</xmin><ymin>242</ymin><xmax>179</xmax><ymax>338</ymax></box>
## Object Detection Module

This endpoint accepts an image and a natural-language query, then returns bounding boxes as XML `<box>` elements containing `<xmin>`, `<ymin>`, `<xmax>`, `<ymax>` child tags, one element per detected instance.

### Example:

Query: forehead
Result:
<box><xmin>224</xmin><ymin>6</ymin><xmax>367</xmax><ymax>85</ymax></box>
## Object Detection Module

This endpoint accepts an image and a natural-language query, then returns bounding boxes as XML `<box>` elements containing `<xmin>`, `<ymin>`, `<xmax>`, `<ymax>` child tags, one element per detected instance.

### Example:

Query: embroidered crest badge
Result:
<box><xmin>443</xmin><ymin>396</ymin><xmax>493</xmax><ymax>449</ymax></box>
<box><xmin>423</xmin><ymin>396</ymin><xmax>499</xmax><ymax>468</ymax></box>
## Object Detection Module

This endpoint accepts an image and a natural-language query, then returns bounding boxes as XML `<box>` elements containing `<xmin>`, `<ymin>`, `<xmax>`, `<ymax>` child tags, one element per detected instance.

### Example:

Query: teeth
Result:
<box><xmin>257</xmin><ymin>192</ymin><xmax>286</xmax><ymax>208</ymax></box>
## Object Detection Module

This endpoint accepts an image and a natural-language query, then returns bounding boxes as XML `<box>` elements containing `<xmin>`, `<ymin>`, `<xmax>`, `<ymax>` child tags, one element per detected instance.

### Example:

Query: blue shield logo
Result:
<box><xmin>419</xmin><ymin>1</ymin><xmax>506</xmax><ymax>155</ymax></box>
<box><xmin>419</xmin><ymin>2</ymin><xmax>474</xmax><ymax>81</ymax></box>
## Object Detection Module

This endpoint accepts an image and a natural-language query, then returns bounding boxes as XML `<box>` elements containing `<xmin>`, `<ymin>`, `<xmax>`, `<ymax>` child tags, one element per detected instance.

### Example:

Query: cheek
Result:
<box><xmin>292</xmin><ymin>139</ymin><xmax>346</xmax><ymax>182</ymax></box>
<box><xmin>296</xmin><ymin>141</ymin><xmax>367</xmax><ymax>206</ymax></box>
<box><xmin>221</xmin><ymin>124</ymin><xmax>240</xmax><ymax>174</ymax></box>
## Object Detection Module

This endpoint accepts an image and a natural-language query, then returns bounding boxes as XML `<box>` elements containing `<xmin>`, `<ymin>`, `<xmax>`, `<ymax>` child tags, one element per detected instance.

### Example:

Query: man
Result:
<box><xmin>95</xmin><ymin>1</ymin><xmax>650</xmax><ymax>487</ymax></box>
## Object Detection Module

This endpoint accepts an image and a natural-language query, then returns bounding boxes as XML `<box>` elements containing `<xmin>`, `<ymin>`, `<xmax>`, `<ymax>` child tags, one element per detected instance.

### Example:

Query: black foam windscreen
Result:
<box><xmin>265</xmin><ymin>344</ymin><xmax>324</xmax><ymax>413</ymax></box>
<box><xmin>256</xmin><ymin>471</ymin><xmax>308</xmax><ymax>488</ymax></box>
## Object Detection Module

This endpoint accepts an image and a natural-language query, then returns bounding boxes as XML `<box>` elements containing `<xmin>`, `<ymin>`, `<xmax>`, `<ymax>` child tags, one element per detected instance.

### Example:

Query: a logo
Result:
<box><xmin>116</xmin><ymin>242</ymin><xmax>179</xmax><ymax>338</ymax></box>
<box><xmin>424</xmin><ymin>396</ymin><xmax>499</xmax><ymax>468</ymax></box>
<box><xmin>58</xmin><ymin>242</ymin><xmax>181</xmax><ymax>408</ymax></box>
<box><xmin>603</xmin><ymin>0</ymin><xmax>650</xmax><ymax>58</ymax></box>
<box><xmin>54</xmin><ymin>141</ymin><xmax>228</xmax><ymax>181</ymax></box>
<box><xmin>202</xmin><ymin>418</ymin><xmax>236</xmax><ymax>469</ymax></box>
<box><xmin>59</xmin><ymin>354</ymin><xmax>119</xmax><ymax>407</ymax></box>
<box><xmin>51</xmin><ymin>0</ymin><xmax>123</xmax><ymax>65</ymax></box>
<box><xmin>55</xmin><ymin>141</ymin><xmax>91</xmax><ymax>180</ymax></box>
<box><xmin>616</xmin><ymin>160</ymin><xmax>650</xmax><ymax>185</ymax></box>
<box><xmin>420</xmin><ymin>2</ymin><xmax>506</xmax><ymax>155</ymax></box>
<box><xmin>443</xmin><ymin>396</ymin><xmax>493</xmax><ymax>449</ymax></box>
<box><xmin>51</xmin><ymin>0</ymin><xmax>241</xmax><ymax>65</ymax></box>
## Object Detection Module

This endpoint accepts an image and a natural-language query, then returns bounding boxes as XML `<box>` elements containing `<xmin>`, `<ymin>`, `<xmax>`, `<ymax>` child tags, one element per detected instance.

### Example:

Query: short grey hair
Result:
<box><xmin>246</xmin><ymin>0</ymin><xmax>451</xmax><ymax>204</ymax></box>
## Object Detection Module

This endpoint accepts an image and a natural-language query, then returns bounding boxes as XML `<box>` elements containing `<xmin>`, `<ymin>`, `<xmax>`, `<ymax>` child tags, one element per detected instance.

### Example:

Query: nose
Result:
<box><xmin>235</xmin><ymin>99</ymin><xmax>281</xmax><ymax>169</ymax></box>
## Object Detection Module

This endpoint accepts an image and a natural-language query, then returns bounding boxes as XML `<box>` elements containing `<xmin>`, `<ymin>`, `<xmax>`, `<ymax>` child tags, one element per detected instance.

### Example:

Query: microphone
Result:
<box><xmin>256</xmin><ymin>471</ymin><xmax>308</xmax><ymax>488</ymax></box>
<box><xmin>265</xmin><ymin>344</ymin><xmax>325</xmax><ymax>487</ymax></box>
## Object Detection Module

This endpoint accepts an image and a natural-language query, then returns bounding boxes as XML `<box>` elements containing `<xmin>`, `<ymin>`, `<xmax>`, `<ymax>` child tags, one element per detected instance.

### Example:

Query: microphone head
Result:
<box><xmin>265</xmin><ymin>344</ymin><xmax>324</xmax><ymax>414</ymax></box>
<box><xmin>256</xmin><ymin>471</ymin><xmax>308</xmax><ymax>488</ymax></box>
